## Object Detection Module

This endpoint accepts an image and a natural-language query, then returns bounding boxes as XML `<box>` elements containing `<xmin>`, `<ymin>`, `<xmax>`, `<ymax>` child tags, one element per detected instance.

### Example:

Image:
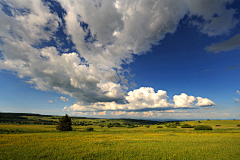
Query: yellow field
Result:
<box><xmin>0</xmin><ymin>120</ymin><xmax>240</xmax><ymax>159</ymax></box>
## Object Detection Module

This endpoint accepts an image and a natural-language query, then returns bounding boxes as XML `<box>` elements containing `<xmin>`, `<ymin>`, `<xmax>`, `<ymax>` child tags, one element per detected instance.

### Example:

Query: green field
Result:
<box><xmin>0</xmin><ymin>118</ymin><xmax>240</xmax><ymax>160</ymax></box>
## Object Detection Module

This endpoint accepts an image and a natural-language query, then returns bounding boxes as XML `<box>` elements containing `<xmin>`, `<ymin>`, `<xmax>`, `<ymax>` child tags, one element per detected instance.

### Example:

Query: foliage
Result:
<box><xmin>145</xmin><ymin>125</ymin><xmax>150</xmax><ymax>128</ymax></box>
<box><xmin>107</xmin><ymin>123</ymin><xmax>113</xmax><ymax>128</ymax></box>
<box><xmin>85</xmin><ymin>127</ymin><xmax>94</xmax><ymax>131</ymax></box>
<box><xmin>157</xmin><ymin>126</ymin><xmax>163</xmax><ymax>128</ymax></box>
<box><xmin>181</xmin><ymin>124</ymin><xmax>194</xmax><ymax>128</ymax></box>
<box><xmin>198</xmin><ymin>121</ymin><xmax>201</xmax><ymax>123</ymax></box>
<box><xmin>165</xmin><ymin>123</ymin><xmax>177</xmax><ymax>128</ymax></box>
<box><xmin>56</xmin><ymin>114</ymin><xmax>72</xmax><ymax>131</ymax></box>
<box><xmin>127</xmin><ymin>125</ymin><xmax>135</xmax><ymax>128</ymax></box>
<box><xmin>237</xmin><ymin>124</ymin><xmax>240</xmax><ymax>127</ymax></box>
<box><xmin>174</xmin><ymin>121</ymin><xmax>181</xmax><ymax>126</ymax></box>
<box><xmin>194</xmin><ymin>125</ymin><xmax>212</xmax><ymax>130</ymax></box>
<box><xmin>99</xmin><ymin>124</ymin><xmax>104</xmax><ymax>128</ymax></box>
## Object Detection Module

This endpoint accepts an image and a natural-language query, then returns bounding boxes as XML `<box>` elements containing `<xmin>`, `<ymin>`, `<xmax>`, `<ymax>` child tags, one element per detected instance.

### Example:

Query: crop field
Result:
<box><xmin>0</xmin><ymin>120</ymin><xmax>240</xmax><ymax>160</ymax></box>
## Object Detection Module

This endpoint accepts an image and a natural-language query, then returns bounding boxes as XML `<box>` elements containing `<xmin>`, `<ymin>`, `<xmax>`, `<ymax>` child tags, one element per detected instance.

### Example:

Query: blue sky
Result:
<box><xmin>0</xmin><ymin>0</ymin><xmax>240</xmax><ymax>120</ymax></box>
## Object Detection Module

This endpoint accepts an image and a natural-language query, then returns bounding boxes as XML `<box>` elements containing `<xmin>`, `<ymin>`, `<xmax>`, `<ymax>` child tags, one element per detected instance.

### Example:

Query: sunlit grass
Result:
<box><xmin>0</xmin><ymin>120</ymin><xmax>240</xmax><ymax>159</ymax></box>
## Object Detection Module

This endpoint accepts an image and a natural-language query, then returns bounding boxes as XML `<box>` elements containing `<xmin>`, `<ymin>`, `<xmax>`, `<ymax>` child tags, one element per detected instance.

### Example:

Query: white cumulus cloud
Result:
<box><xmin>173</xmin><ymin>93</ymin><xmax>196</xmax><ymax>108</ymax></box>
<box><xmin>0</xmin><ymin>0</ymin><xmax>223</xmax><ymax>110</ymax></box>
<box><xmin>195</xmin><ymin>97</ymin><xmax>216</xmax><ymax>107</ymax></box>
<box><xmin>60</xmin><ymin>96</ymin><xmax>70</xmax><ymax>102</ymax></box>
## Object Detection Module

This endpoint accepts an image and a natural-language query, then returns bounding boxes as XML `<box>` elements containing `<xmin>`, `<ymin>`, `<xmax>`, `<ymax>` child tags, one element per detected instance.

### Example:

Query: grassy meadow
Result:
<box><xmin>0</xmin><ymin>116</ymin><xmax>240</xmax><ymax>160</ymax></box>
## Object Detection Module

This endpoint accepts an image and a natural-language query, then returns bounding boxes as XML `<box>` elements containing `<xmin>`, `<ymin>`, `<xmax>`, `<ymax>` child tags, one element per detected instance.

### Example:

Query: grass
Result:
<box><xmin>0</xmin><ymin>120</ymin><xmax>240</xmax><ymax>159</ymax></box>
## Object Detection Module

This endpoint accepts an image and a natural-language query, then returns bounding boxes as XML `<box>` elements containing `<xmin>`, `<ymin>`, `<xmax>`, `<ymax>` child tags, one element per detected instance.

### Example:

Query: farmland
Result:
<box><xmin>0</xmin><ymin>114</ymin><xmax>240</xmax><ymax>159</ymax></box>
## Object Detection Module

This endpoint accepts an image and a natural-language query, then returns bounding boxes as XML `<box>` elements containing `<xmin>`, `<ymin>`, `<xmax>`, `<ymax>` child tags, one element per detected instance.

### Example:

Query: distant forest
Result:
<box><xmin>0</xmin><ymin>112</ymin><xmax>169</xmax><ymax>126</ymax></box>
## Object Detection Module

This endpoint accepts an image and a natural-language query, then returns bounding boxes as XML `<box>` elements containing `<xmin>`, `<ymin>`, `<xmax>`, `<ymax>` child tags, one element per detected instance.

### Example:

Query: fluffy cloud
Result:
<box><xmin>48</xmin><ymin>100</ymin><xmax>53</xmax><ymax>103</ymax></box>
<box><xmin>237</xmin><ymin>90</ymin><xmax>240</xmax><ymax>95</ymax></box>
<box><xmin>195</xmin><ymin>97</ymin><xmax>216</xmax><ymax>107</ymax></box>
<box><xmin>0</xmin><ymin>0</ymin><xmax>225</xmax><ymax>109</ymax></box>
<box><xmin>173</xmin><ymin>93</ymin><xmax>196</xmax><ymax>108</ymax></box>
<box><xmin>205</xmin><ymin>34</ymin><xmax>240</xmax><ymax>53</ymax></box>
<box><xmin>60</xmin><ymin>96</ymin><xmax>69</xmax><ymax>102</ymax></box>
<box><xmin>63</xmin><ymin>87</ymin><xmax>173</xmax><ymax>111</ymax></box>
<box><xmin>143</xmin><ymin>111</ymin><xmax>155</xmax><ymax>117</ymax></box>
<box><xmin>91</xmin><ymin>111</ymin><xmax>106</xmax><ymax>116</ymax></box>
<box><xmin>111</xmin><ymin>111</ymin><xmax>127</xmax><ymax>116</ymax></box>
<box><xmin>63</xmin><ymin>87</ymin><xmax>216</xmax><ymax>112</ymax></box>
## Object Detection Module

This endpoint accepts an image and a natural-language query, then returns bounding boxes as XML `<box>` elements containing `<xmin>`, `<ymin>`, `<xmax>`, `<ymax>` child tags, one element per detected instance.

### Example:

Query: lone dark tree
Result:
<box><xmin>56</xmin><ymin>114</ymin><xmax>72</xmax><ymax>131</ymax></box>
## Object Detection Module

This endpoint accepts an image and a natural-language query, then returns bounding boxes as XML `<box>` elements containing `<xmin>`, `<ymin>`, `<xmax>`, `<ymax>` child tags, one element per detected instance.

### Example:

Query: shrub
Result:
<box><xmin>237</xmin><ymin>124</ymin><xmax>240</xmax><ymax>127</ymax></box>
<box><xmin>100</xmin><ymin>124</ymin><xmax>104</xmax><ymax>128</ymax></box>
<box><xmin>127</xmin><ymin>125</ymin><xmax>134</xmax><ymax>128</ymax></box>
<box><xmin>181</xmin><ymin>124</ymin><xmax>194</xmax><ymax>128</ymax></box>
<box><xmin>86</xmin><ymin>127</ymin><xmax>94</xmax><ymax>131</ymax></box>
<box><xmin>198</xmin><ymin>121</ymin><xmax>201</xmax><ymax>123</ymax></box>
<box><xmin>194</xmin><ymin>125</ymin><xmax>212</xmax><ymax>130</ymax></box>
<box><xmin>157</xmin><ymin>126</ymin><xmax>163</xmax><ymax>128</ymax></box>
<box><xmin>145</xmin><ymin>125</ymin><xmax>150</xmax><ymax>128</ymax></box>
<box><xmin>165</xmin><ymin>123</ymin><xmax>177</xmax><ymax>128</ymax></box>
<box><xmin>107</xmin><ymin>123</ymin><xmax>113</xmax><ymax>128</ymax></box>
<box><xmin>175</xmin><ymin>122</ymin><xmax>181</xmax><ymax>126</ymax></box>
<box><xmin>56</xmin><ymin>114</ymin><xmax>72</xmax><ymax>131</ymax></box>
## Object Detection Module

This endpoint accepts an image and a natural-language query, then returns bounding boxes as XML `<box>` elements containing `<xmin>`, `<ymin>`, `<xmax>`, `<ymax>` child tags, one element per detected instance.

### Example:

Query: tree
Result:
<box><xmin>56</xmin><ymin>114</ymin><xmax>72</xmax><ymax>131</ymax></box>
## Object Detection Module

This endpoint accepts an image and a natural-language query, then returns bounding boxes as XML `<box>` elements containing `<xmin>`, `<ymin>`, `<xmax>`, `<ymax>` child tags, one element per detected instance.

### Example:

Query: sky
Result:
<box><xmin>0</xmin><ymin>0</ymin><xmax>240</xmax><ymax>120</ymax></box>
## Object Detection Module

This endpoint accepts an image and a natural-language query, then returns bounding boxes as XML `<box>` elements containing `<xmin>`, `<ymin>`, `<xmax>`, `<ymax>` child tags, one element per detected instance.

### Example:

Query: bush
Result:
<box><xmin>175</xmin><ymin>122</ymin><xmax>181</xmax><ymax>126</ymax></box>
<box><xmin>237</xmin><ymin>124</ymin><xmax>240</xmax><ymax>127</ymax></box>
<box><xmin>181</xmin><ymin>124</ymin><xmax>194</xmax><ymax>128</ymax></box>
<box><xmin>145</xmin><ymin>125</ymin><xmax>150</xmax><ymax>128</ymax></box>
<box><xmin>165</xmin><ymin>123</ymin><xmax>177</xmax><ymax>128</ymax></box>
<box><xmin>86</xmin><ymin>127</ymin><xmax>94</xmax><ymax>131</ymax></box>
<box><xmin>198</xmin><ymin>121</ymin><xmax>201</xmax><ymax>123</ymax></box>
<box><xmin>194</xmin><ymin>125</ymin><xmax>212</xmax><ymax>130</ymax></box>
<box><xmin>157</xmin><ymin>126</ymin><xmax>163</xmax><ymax>128</ymax></box>
<box><xmin>56</xmin><ymin>114</ymin><xmax>72</xmax><ymax>131</ymax></box>
<box><xmin>127</xmin><ymin>125</ymin><xmax>134</xmax><ymax>128</ymax></box>
<box><xmin>107</xmin><ymin>123</ymin><xmax>113</xmax><ymax>128</ymax></box>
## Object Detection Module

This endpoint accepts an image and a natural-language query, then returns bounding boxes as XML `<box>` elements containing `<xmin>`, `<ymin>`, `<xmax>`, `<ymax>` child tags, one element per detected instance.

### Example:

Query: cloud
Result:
<box><xmin>48</xmin><ymin>100</ymin><xmax>53</xmax><ymax>103</ymax></box>
<box><xmin>0</xmin><ymin>0</ymin><xmax>223</xmax><ymax>109</ymax></box>
<box><xmin>143</xmin><ymin>111</ymin><xmax>155</xmax><ymax>117</ymax></box>
<box><xmin>71</xmin><ymin>112</ymin><xmax>88</xmax><ymax>116</ymax></box>
<box><xmin>195</xmin><ymin>97</ymin><xmax>216</xmax><ymax>107</ymax></box>
<box><xmin>60</xmin><ymin>96</ymin><xmax>69</xmax><ymax>102</ymax></box>
<box><xmin>234</xmin><ymin>97</ymin><xmax>240</xmax><ymax>101</ymax></box>
<box><xmin>221</xmin><ymin>113</ymin><xmax>229</xmax><ymax>116</ymax></box>
<box><xmin>226</xmin><ymin>64</ymin><xmax>240</xmax><ymax>70</ymax></box>
<box><xmin>63</xmin><ymin>87</ymin><xmax>173</xmax><ymax>111</ymax></box>
<box><xmin>63</xmin><ymin>87</ymin><xmax>216</xmax><ymax>112</ymax></box>
<box><xmin>91</xmin><ymin>111</ymin><xmax>106</xmax><ymax>116</ymax></box>
<box><xmin>185</xmin><ymin>0</ymin><xmax>238</xmax><ymax>36</ymax></box>
<box><xmin>173</xmin><ymin>93</ymin><xmax>196</xmax><ymax>108</ymax></box>
<box><xmin>111</xmin><ymin>111</ymin><xmax>127</xmax><ymax>116</ymax></box>
<box><xmin>236</xmin><ymin>90</ymin><xmax>240</xmax><ymax>95</ymax></box>
<box><xmin>127</xmin><ymin>111</ymin><xmax>140</xmax><ymax>117</ymax></box>
<box><xmin>205</xmin><ymin>33</ymin><xmax>240</xmax><ymax>53</ymax></box>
